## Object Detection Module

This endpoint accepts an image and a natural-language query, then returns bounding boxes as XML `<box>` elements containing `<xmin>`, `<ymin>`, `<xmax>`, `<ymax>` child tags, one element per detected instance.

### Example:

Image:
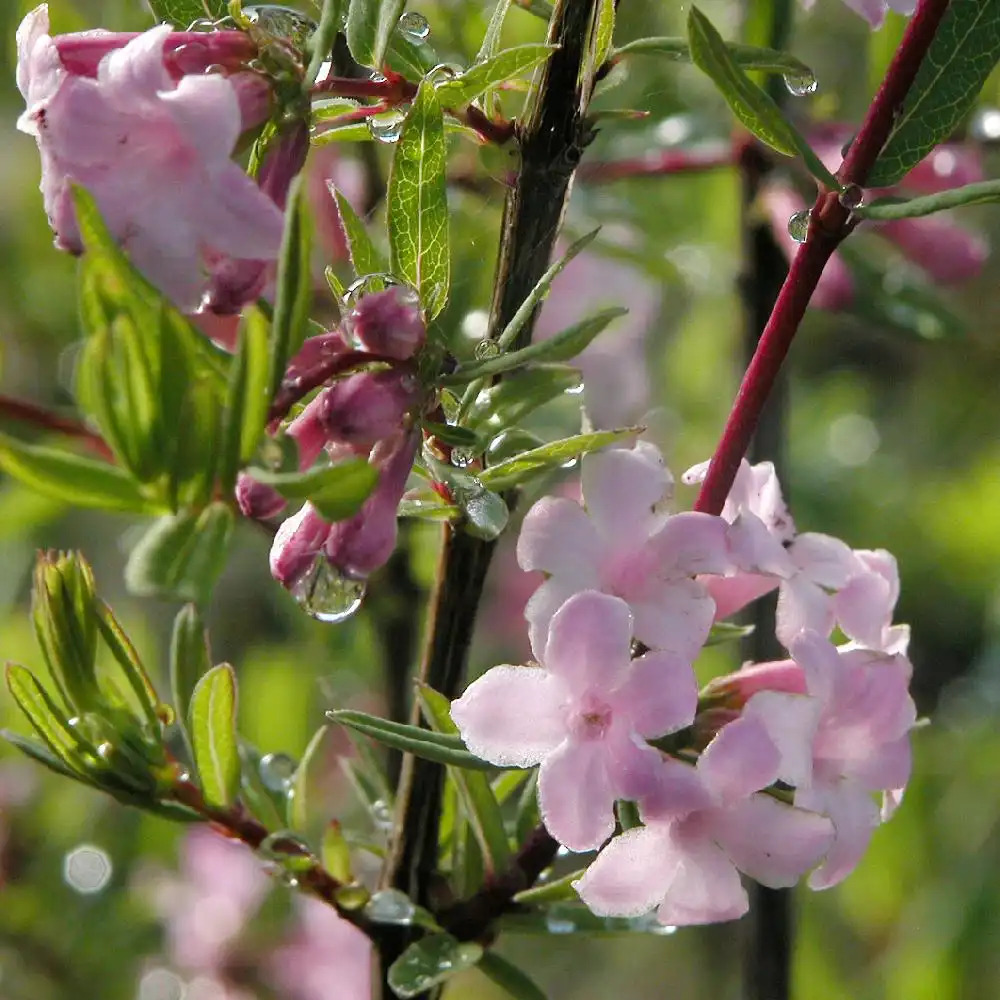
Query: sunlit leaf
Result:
<box><xmin>188</xmin><ymin>663</ymin><xmax>240</xmax><ymax>809</ymax></box>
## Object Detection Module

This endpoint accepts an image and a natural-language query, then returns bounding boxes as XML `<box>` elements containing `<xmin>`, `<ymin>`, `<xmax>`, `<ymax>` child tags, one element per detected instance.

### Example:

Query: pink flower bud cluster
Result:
<box><xmin>15</xmin><ymin>5</ymin><xmax>287</xmax><ymax>314</ymax></box>
<box><xmin>263</xmin><ymin>288</ymin><xmax>427</xmax><ymax>593</ymax></box>
<box><xmin>451</xmin><ymin>443</ymin><xmax>915</xmax><ymax>926</ymax></box>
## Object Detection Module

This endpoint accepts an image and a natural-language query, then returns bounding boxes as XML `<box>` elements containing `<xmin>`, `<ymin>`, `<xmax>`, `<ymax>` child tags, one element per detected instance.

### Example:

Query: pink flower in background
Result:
<box><xmin>575</xmin><ymin>716</ymin><xmax>833</xmax><ymax>924</ymax></box>
<box><xmin>518</xmin><ymin>442</ymin><xmax>729</xmax><ymax>658</ymax></box>
<box><xmin>16</xmin><ymin>5</ymin><xmax>283</xmax><ymax>312</ymax></box>
<box><xmin>452</xmin><ymin>591</ymin><xmax>698</xmax><ymax>851</ymax></box>
<box><xmin>800</xmin><ymin>0</ymin><xmax>915</xmax><ymax>29</ymax></box>
<box><xmin>267</xmin><ymin>898</ymin><xmax>372</xmax><ymax>1000</ymax></box>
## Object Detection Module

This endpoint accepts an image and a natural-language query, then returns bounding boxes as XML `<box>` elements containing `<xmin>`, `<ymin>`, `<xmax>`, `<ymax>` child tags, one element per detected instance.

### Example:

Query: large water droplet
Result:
<box><xmin>336</xmin><ymin>882</ymin><xmax>372</xmax><ymax>910</ymax></box>
<box><xmin>368</xmin><ymin>108</ymin><xmax>407</xmax><ymax>144</ymax></box>
<box><xmin>243</xmin><ymin>5</ymin><xmax>317</xmax><ymax>48</ymax></box>
<box><xmin>838</xmin><ymin>183</ymin><xmax>865</xmax><ymax>211</ymax></box>
<box><xmin>291</xmin><ymin>556</ymin><xmax>366</xmax><ymax>623</ymax></box>
<box><xmin>259</xmin><ymin>751</ymin><xmax>298</xmax><ymax>792</ymax></box>
<box><xmin>783</xmin><ymin>71</ymin><xmax>818</xmax><ymax>97</ymax></box>
<box><xmin>475</xmin><ymin>338</ymin><xmax>501</xmax><ymax>360</ymax></box>
<box><xmin>786</xmin><ymin>209</ymin><xmax>811</xmax><ymax>244</ymax></box>
<box><xmin>366</xmin><ymin>888</ymin><xmax>417</xmax><ymax>925</ymax></box>
<box><xmin>450</xmin><ymin>447</ymin><xmax>476</xmax><ymax>469</ymax></box>
<box><xmin>371</xmin><ymin>798</ymin><xmax>394</xmax><ymax>831</ymax></box>
<box><xmin>397</xmin><ymin>11</ymin><xmax>431</xmax><ymax>40</ymax></box>
<box><xmin>426</xmin><ymin>62</ymin><xmax>463</xmax><ymax>87</ymax></box>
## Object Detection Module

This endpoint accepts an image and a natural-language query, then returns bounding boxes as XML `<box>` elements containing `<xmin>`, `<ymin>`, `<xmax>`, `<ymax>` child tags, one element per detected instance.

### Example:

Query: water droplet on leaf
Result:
<box><xmin>426</xmin><ymin>63</ymin><xmax>463</xmax><ymax>87</ymax></box>
<box><xmin>259</xmin><ymin>751</ymin><xmax>298</xmax><ymax>792</ymax></box>
<box><xmin>786</xmin><ymin>209</ymin><xmax>811</xmax><ymax>244</ymax></box>
<box><xmin>368</xmin><ymin>109</ymin><xmax>407</xmax><ymax>144</ymax></box>
<box><xmin>545</xmin><ymin>914</ymin><xmax>577</xmax><ymax>934</ymax></box>
<box><xmin>450</xmin><ymin>447</ymin><xmax>477</xmax><ymax>468</ymax></box>
<box><xmin>366</xmin><ymin>888</ymin><xmax>417</xmax><ymax>925</ymax></box>
<box><xmin>783</xmin><ymin>71</ymin><xmax>817</xmax><ymax>97</ymax></box>
<box><xmin>243</xmin><ymin>5</ymin><xmax>317</xmax><ymax>48</ymax></box>
<box><xmin>291</xmin><ymin>556</ymin><xmax>366</xmax><ymax>623</ymax></box>
<box><xmin>397</xmin><ymin>11</ymin><xmax>431</xmax><ymax>40</ymax></box>
<box><xmin>371</xmin><ymin>798</ymin><xmax>394</xmax><ymax>830</ymax></box>
<box><xmin>474</xmin><ymin>339</ymin><xmax>500</xmax><ymax>360</ymax></box>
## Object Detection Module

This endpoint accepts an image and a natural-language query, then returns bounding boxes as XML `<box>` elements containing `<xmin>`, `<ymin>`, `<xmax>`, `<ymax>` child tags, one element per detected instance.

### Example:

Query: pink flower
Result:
<box><xmin>451</xmin><ymin>591</ymin><xmax>698</xmax><ymax>851</ymax></box>
<box><xmin>800</xmin><ymin>0</ymin><xmax>915</xmax><ymax>29</ymax></box>
<box><xmin>735</xmin><ymin>631</ymin><xmax>916</xmax><ymax>889</ymax></box>
<box><xmin>518</xmin><ymin>443</ymin><xmax>729</xmax><ymax>659</ymax></box>
<box><xmin>574</xmin><ymin>716</ymin><xmax>833</xmax><ymax>924</ymax></box>
<box><xmin>344</xmin><ymin>286</ymin><xmax>427</xmax><ymax>360</ymax></box>
<box><xmin>16</xmin><ymin>5</ymin><xmax>284</xmax><ymax>312</ymax></box>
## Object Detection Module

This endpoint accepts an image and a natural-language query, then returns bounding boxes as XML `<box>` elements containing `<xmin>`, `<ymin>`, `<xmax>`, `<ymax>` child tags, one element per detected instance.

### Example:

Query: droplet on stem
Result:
<box><xmin>291</xmin><ymin>556</ymin><xmax>366</xmax><ymax>623</ymax></box>
<box><xmin>786</xmin><ymin>209</ymin><xmax>811</xmax><ymax>244</ymax></box>
<box><xmin>783</xmin><ymin>71</ymin><xmax>818</xmax><ymax>97</ymax></box>
<box><xmin>838</xmin><ymin>183</ymin><xmax>865</xmax><ymax>211</ymax></box>
<box><xmin>367</xmin><ymin>109</ymin><xmax>407</xmax><ymax>144</ymax></box>
<box><xmin>366</xmin><ymin>888</ymin><xmax>417</xmax><ymax>925</ymax></box>
<box><xmin>397</xmin><ymin>11</ymin><xmax>431</xmax><ymax>40</ymax></box>
<box><xmin>474</xmin><ymin>338</ymin><xmax>501</xmax><ymax>360</ymax></box>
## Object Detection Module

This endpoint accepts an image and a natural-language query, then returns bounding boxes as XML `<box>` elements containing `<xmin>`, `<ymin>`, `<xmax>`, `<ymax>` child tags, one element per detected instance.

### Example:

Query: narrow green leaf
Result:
<box><xmin>188</xmin><ymin>663</ymin><xmax>240</xmax><ymax>809</ymax></box>
<box><xmin>686</xmin><ymin>7</ymin><xmax>838</xmax><ymax>189</ymax></box>
<box><xmin>388</xmin><ymin>80</ymin><xmax>450</xmax><ymax>318</ymax></box>
<box><xmin>288</xmin><ymin>724</ymin><xmax>330</xmax><ymax>830</ymax></box>
<box><xmin>332</xmin><ymin>188</ymin><xmax>390</xmax><ymax>279</ymax></box>
<box><xmin>442</xmin><ymin>308</ymin><xmax>626</xmax><ymax>386</ymax></box>
<box><xmin>417</xmin><ymin>685</ymin><xmax>511</xmax><ymax>871</ymax></box>
<box><xmin>95</xmin><ymin>601</ymin><xmax>162</xmax><ymax>729</ymax></box>
<box><xmin>480</xmin><ymin>427</ymin><xmax>641</xmax><ymax>492</ymax></box>
<box><xmin>593</xmin><ymin>0</ymin><xmax>616</xmax><ymax>68</ymax></box>
<box><xmin>613</xmin><ymin>35</ymin><xmax>815</xmax><ymax>78</ymax></box>
<box><xmin>388</xmin><ymin>934</ymin><xmax>483</xmax><ymax>999</ymax></box>
<box><xmin>328</xmin><ymin>708</ymin><xmax>497</xmax><ymax>770</ymax></box>
<box><xmin>466</xmin><ymin>365</ymin><xmax>582</xmax><ymax>432</ymax></box>
<box><xmin>346</xmin><ymin>0</ymin><xmax>405</xmax><ymax>69</ymax></box>
<box><xmin>511</xmin><ymin>869</ymin><xmax>584</xmax><ymax>905</ymax></box>
<box><xmin>478</xmin><ymin>953</ymin><xmax>551</xmax><ymax>1000</ymax></box>
<box><xmin>435</xmin><ymin>45</ymin><xmax>557</xmax><ymax>107</ymax></box>
<box><xmin>247</xmin><ymin>459</ymin><xmax>379</xmax><ymax>522</ymax></box>
<box><xmin>0</xmin><ymin>728</ymin><xmax>96</xmax><ymax>784</ymax></box>
<box><xmin>124</xmin><ymin>503</ymin><xmax>235</xmax><ymax>605</ymax></box>
<box><xmin>868</xmin><ymin>0</ymin><xmax>1000</xmax><ymax>187</ymax></box>
<box><xmin>170</xmin><ymin>604</ymin><xmax>212</xmax><ymax>755</ymax></box>
<box><xmin>0</xmin><ymin>434</ymin><xmax>157</xmax><ymax>513</ymax></box>
<box><xmin>853</xmin><ymin>179</ymin><xmax>1000</xmax><ymax>220</ymax></box>
<box><xmin>477</xmin><ymin>0</ymin><xmax>513</xmax><ymax>62</ymax></box>
<box><xmin>306</xmin><ymin>0</ymin><xmax>347</xmax><ymax>87</ymax></box>
<box><xmin>322</xmin><ymin>819</ymin><xmax>355</xmax><ymax>882</ymax></box>
<box><xmin>386</xmin><ymin>33</ymin><xmax>439</xmax><ymax>80</ymax></box>
<box><xmin>268</xmin><ymin>178</ymin><xmax>314</xmax><ymax>402</ymax></box>
<box><xmin>147</xmin><ymin>1</ymin><xmax>226</xmax><ymax>27</ymax></box>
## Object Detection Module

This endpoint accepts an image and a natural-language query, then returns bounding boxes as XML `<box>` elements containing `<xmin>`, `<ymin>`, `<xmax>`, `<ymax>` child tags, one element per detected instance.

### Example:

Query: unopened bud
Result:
<box><xmin>269</xmin><ymin>503</ymin><xmax>330</xmax><ymax>589</ymax></box>
<box><xmin>319</xmin><ymin>371</ymin><xmax>420</xmax><ymax>451</ymax></box>
<box><xmin>344</xmin><ymin>287</ymin><xmax>426</xmax><ymax>360</ymax></box>
<box><xmin>236</xmin><ymin>472</ymin><xmax>286</xmax><ymax>520</ymax></box>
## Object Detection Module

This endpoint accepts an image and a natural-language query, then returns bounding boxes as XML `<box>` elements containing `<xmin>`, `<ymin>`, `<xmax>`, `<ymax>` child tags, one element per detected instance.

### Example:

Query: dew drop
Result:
<box><xmin>786</xmin><ymin>209</ymin><xmax>811</xmax><ymax>244</ymax></box>
<box><xmin>971</xmin><ymin>107</ymin><xmax>1000</xmax><ymax>142</ymax></box>
<box><xmin>243</xmin><ymin>5</ymin><xmax>318</xmax><ymax>48</ymax></box>
<box><xmin>397</xmin><ymin>11</ymin><xmax>431</xmax><ymax>40</ymax></box>
<box><xmin>545</xmin><ymin>914</ymin><xmax>577</xmax><ymax>934</ymax></box>
<box><xmin>371</xmin><ymin>798</ymin><xmax>394</xmax><ymax>830</ymax></box>
<box><xmin>367</xmin><ymin>108</ymin><xmax>407</xmax><ymax>144</ymax></box>
<box><xmin>474</xmin><ymin>339</ymin><xmax>501</xmax><ymax>360</ymax></box>
<box><xmin>291</xmin><ymin>556</ymin><xmax>366</xmax><ymax>623</ymax></box>
<box><xmin>783</xmin><ymin>71</ymin><xmax>818</xmax><ymax>97</ymax></box>
<box><xmin>451</xmin><ymin>447</ymin><xmax>476</xmax><ymax>469</ymax></box>
<box><xmin>426</xmin><ymin>62</ymin><xmax>463</xmax><ymax>87</ymax></box>
<box><xmin>259</xmin><ymin>751</ymin><xmax>298</xmax><ymax>792</ymax></box>
<box><xmin>366</xmin><ymin>888</ymin><xmax>417</xmax><ymax>925</ymax></box>
<box><xmin>564</xmin><ymin>381</ymin><xmax>585</xmax><ymax>396</ymax></box>
<box><xmin>838</xmin><ymin>183</ymin><xmax>865</xmax><ymax>211</ymax></box>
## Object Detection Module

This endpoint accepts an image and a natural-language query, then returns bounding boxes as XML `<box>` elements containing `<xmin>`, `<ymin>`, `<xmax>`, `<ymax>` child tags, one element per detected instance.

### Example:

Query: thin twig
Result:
<box><xmin>0</xmin><ymin>394</ymin><xmax>112</xmax><ymax>459</ymax></box>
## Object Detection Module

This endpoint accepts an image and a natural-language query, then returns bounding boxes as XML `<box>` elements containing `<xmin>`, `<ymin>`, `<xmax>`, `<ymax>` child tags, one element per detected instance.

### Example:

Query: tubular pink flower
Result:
<box><xmin>16</xmin><ymin>5</ymin><xmax>283</xmax><ymax>313</ymax></box>
<box><xmin>269</xmin><ymin>502</ymin><xmax>332</xmax><ymax>590</ymax></box>
<box><xmin>318</xmin><ymin>371</ymin><xmax>421</xmax><ymax>452</ymax></box>
<box><xmin>451</xmin><ymin>591</ymin><xmax>699</xmax><ymax>852</ymax></box>
<box><xmin>343</xmin><ymin>286</ymin><xmax>427</xmax><ymax>360</ymax></box>
<box><xmin>518</xmin><ymin>443</ymin><xmax>729</xmax><ymax>659</ymax></box>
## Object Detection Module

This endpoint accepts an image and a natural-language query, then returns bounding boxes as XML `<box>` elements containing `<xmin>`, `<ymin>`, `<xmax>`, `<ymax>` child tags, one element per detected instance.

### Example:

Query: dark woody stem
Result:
<box><xmin>375</xmin><ymin>0</ymin><xmax>602</xmax><ymax>978</ymax></box>
<box><xmin>693</xmin><ymin>0</ymin><xmax>953</xmax><ymax>519</ymax></box>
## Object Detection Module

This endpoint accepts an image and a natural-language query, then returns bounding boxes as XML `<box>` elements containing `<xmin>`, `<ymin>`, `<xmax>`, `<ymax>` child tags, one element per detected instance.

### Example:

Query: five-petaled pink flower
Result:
<box><xmin>518</xmin><ymin>443</ymin><xmax>729</xmax><ymax>660</ymax></box>
<box><xmin>451</xmin><ymin>590</ymin><xmax>699</xmax><ymax>851</ymax></box>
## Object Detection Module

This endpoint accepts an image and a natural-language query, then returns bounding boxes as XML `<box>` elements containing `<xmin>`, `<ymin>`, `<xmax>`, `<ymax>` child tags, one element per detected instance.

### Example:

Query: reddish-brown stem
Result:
<box><xmin>0</xmin><ymin>394</ymin><xmax>113</xmax><ymax>460</ymax></box>
<box><xmin>694</xmin><ymin>0</ymin><xmax>952</xmax><ymax>517</ymax></box>
<box><xmin>577</xmin><ymin>145</ymin><xmax>734</xmax><ymax>183</ymax></box>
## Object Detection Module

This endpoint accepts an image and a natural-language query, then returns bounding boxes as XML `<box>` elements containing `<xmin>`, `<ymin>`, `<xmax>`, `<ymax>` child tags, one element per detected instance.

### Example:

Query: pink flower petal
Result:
<box><xmin>97</xmin><ymin>24</ymin><xmax>173</xmax><ymax>98</ymax></box>
<box><xmin>800</xmin><ymin>782</ymin><xmax>880</xmax><ymax>890</ymax></box>
<box><xmin>743</xmin><ymin>690</ymin><xmax>820</xmax><ymax>788</ymax></box>
<box><xmin>603</xmin><ymin>725</ymin><xmax>670</xmax><ymax>803</ymax></box>
<box><xmin>516</xmin><ymin>495</ymin><xmax>602</xmax><ymax>578</ymax></box>
<box><xmin>543</xmin><ymin>591</ymin><xmax>633</xmax><ymax>693</ymax></box>
<box><xmin>648</xmin><ymin>512</ymin><xmax>730</xmax><ymax>577</ymax></box>
<box><xmin>834</xmin><ymin>570</ymin><xmax>893</xmax><ymax>649</ymax></box>
<box><xmin>707</xmin><ymin>572</ymin><xmax>779</xmax><ymax>621</ymax></box>
<box><xmin>727</xmin><ymin>513</ymin><xmax>795</xmax><ymax>576</ymax></box>
<box><xmin>630</xmin><ymin>579</ymin><xmax>715</xmax><ymax>660</ymax></box>
<box><xmin>853</xmin><ymin>734</ymin><xmax>911</xmax><ymax>795</ymax></box>
<box><xmin>656</xmin><ymin>829</ymin><xmax>748</xmax><ymax>925</ymax></box>
<box><xmin>574</xmin><ymin>825</ymin><xmax>678</xmax><ymax>917</ymax></box>
<box><xmin>160</xmin><ymin>73</ymin><xmax>240</xmax><ymax>166</ymax></box>
<box><xmin>538</xmin><ymin>738</ymin><xmax>616</xmax><ymax>851</ymax></box>
<box><xmin>450</xmin><ymin>666</ymin><xmax>567</xmax><ymax>768</ymax></box>
<box><xmin>788</xmin><ymin>631</ymin><xmax>840</xmax><ymax>705</ymax></box>
<box><xmin>776</xmin><ymin>576</ymin><xmax>835</xmax><ymax>646</ymax></box>
<box><xmin>713</xmin><ymin>794</ymin><xmax>833</xmax><ymax>888</ymax></box>
<box><xmin>699</xmin><ymin>716</ymin><xmax>780</xmax><ymax>804</ymax></box>
<box><xmin>524</xmin><ymin>576</ymin><xmax>581</xmax><ymax>662</ymax></box>
<box><xmin>790</xmin><ymin>533</ymin><xmax>861</xmax><ymax>589</ymax></box>
<box><xmin>582</xmin><ymin>444</ymin><xmax>671</xmax><ymax>545</ymax></box>
<box><xmin>641</xmin><ymin>757</ymin><xmax>712</xmax><ymax>820</ymax></box>
<box><xmin>611</xmin><ymin>650</ymin><xmax>698</xmax><ymax>739</ymax></box>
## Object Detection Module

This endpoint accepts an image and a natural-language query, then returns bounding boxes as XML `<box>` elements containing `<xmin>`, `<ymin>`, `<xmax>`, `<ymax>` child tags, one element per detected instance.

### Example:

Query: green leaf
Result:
<box><xmin>478</xmin><ymin>953</ymin><xmax>550</xmax><ymax>1000</ymax></box>
<box><xmin>95</xmin><ymin>601</ymin><xmax>162</xmax><ymax>729</ymax></box>
<box><xmin>593</xmin><ymin>0</ymin><xmax>616</xmax><ymax>69</ymax></box>
<box><xmin>327</xmin><ymin>709</ymin><xmax>497</xmax><ymax>770</ymax></box>
<box><xmin>388</xmin><ymin>79</ymin><xmax>450</xmax><ymax>318</ymax></box>
<box><xmin>146</xmin><ymin>0</ymin><xmax>226</xmax><ymax>27</ymax></box>
<box><xmin>613</xmin><ymin>35</ymin><xmax>815</xmax><ymax>78</ymax></box>
<box><xmin>686</xmin><ymin>7</ymin><xmax>838</xmax><ymax>189</ymax></box>
<box><xmin>287</xmin><ymin>724</ymin><xmax>330</xmax><ymax>830</ymax></box>
<box><xmin>853</xmin><ymin>179</ymin><xmax>1000</xmax><ymax>220</ymax></box>
<box><xmin>306</xmin><ymin>0</ymin><xmax>347</xmax><ymax>86</ymax></box>
<box><xmin>466</xmin><ymin>365</ymin><xmax>582</xmax><ymax>432</ymax></box>
<box><xmin>268</xmin><ymin>178</ymin><xmax>314</xmax><ymax>403</ymax></box>
<box><xmin>867</xmin><ymin>0</ymin><xmax>1000</xmax><ymax>187</ymax></box>
<box><xmin>479</xmin><ymin>427</ymin><xmax>640</xmax><ymax>492</ymax></box>
<box><xmin>0</xmin><ymin>433</ymin><xmax>156</xmax><ymax>513</ymax></box>
<box><xmin>246</xmin><ymin>459</ymin><xmax>379</xmax><ymax>522</ymax></box>
<box><xmin>124</xmin><ymin>503</ymin><xmax>235</xmax><ymax>605</ymax></box>
<box><xmin>188</xmin><ymin>664</ymin><xmax>240</xmax><ymax>809</ymax></box>
<box><xmin>388</xmin><ymin>934</ymin><xmax>483</xmax><ymax>999</ymax></box>
<box><xmin>435</xmin><ymin>45</ymin><xmax>557</xmax><ymax>107</ymax></box>
<box><xmin>0</xmin><ymin>728</ymin><xmax>95</xmax><ymax>784</ymax></box>
<box><xmin>442</xmin><ymin>307</ymin><xmax>625</xmax><ymax>387</ymax></box>
<box><xmin>417</xmin><ymin>685</ymin><xmax>511</xmax><ymax>871</ymax></box>
<box><xmin>511</xmin><ymin>869</ymin><xmax>584</xmax><ymax>905</ymax></box>
<box><xmin>346</xmin><ymin>0</ymin><xmax>405</xmax><ymax>69</ymax></box>
<box><xmin>706</xmin><ymin>621</ymin><xmax>755</xmax><ymax>646</ymax></box>
<box><xmin>476</xmin><ymin>0</ymin><xmax>514</xmax><ymax>113</ymax></box>
<box><xmin>332</xmin><ymin>188</ymin><xmax>390</xmax><ymax>279</ymax></box>
<box><xmin>170</xmin><ymin>604</ymin><xmax>212</xmax><ymax>756</ymax></box>
<box><xmin>386</xmin><ymin>33</ymin><xmax>439</xmax><ymax>80</ymax></box>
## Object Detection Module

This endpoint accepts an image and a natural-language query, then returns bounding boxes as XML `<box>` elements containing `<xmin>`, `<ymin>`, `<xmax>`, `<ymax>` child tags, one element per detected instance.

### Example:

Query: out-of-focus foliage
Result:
<box><xmin>2</xmin><ymin>0</ymin><xmax>1000</xmax><ymax>998</ymax></box>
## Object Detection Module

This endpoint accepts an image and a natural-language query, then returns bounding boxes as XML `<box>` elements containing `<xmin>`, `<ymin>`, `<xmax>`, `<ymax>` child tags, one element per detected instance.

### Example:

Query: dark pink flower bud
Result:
<box><xmin>228</xmin><ymin>71</ymin><xmax>274</xmax><ymax>134</ymax></box>
<box><xmin>269</xmin><ymin>503</ymin><xmax>331</xmax><ymax>589</ymax></box>
<box><xmin>877</xmin><ymin>216</ymin><xmax>988</xmax><ymax>285</ymax></box>
<box><xmin>344</xmin><ymin>287</ymin><xmax>426</xmax><ymax>360</ymax></box>
<box><xmin>286</xmin><ymin>395</ymin><xmax>329</xmax><ymax>467</ymax></box>
<box><xmin>236</xmin><ymin>471</ymin><xmax>287</xmax><ymax>520</ymax></box>
<box><xmin>319</xmin><ymin>371</ymin><xmax>420</xmax><ymax>451</ymax></box>
<box><xmin>324</xmin><ymin>430</ymin><xmax>419</xmax><ymax>579</ymax></box>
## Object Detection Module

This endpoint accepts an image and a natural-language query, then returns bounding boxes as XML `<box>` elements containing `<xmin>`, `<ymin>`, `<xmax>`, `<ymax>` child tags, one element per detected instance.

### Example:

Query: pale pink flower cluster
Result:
<box><xmin>801</xmin><ymin>0</ymin><xmax>915</xmax><ymax>29</ymax></box>
<box><xmin>451</xmin><ymin>443</ymin><xmax>916</xmax><ymax>925</ymax></box>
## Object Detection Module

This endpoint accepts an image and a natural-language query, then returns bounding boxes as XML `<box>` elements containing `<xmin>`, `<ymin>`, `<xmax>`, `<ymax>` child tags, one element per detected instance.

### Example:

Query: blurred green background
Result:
<box><xmin>3</xmin><ymin>1</ymin><xmax>1000</xmax><ymax>998</ymax></box>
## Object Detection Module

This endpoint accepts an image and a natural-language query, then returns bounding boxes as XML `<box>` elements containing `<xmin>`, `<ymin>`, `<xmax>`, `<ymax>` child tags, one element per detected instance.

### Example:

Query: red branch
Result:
<box><xmin>694</xmin><ymin>0</ymin><xmax>953</xmax><ymax>517</ymax></box>
<box><xmin>0</xmin><ymin>394</ymin><xmax>112</xmax><ymax>460</ymax></box>
<box><xmin>577</xmin><ymin>145</ymin><xmax>734</xmax><ymax>183</ymax></box>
